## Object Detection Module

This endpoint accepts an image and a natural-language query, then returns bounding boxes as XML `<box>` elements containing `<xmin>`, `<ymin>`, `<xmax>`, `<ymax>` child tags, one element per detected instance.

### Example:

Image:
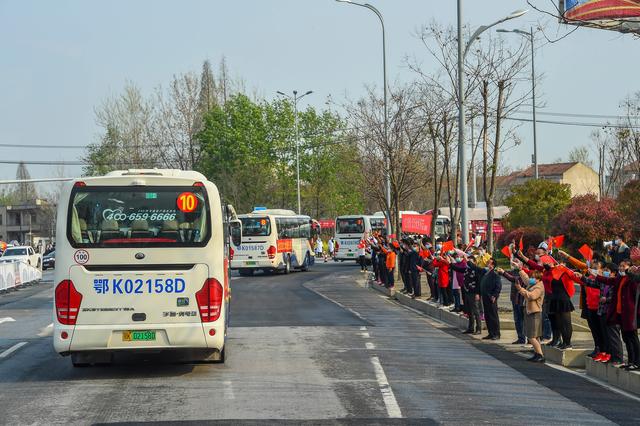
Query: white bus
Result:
<box><xmin>231</xmin><ymin>209</ymin><xmax>315</xmax><ymax>276</ymax></box>
<box><xmin>334</xmin><ymin>215</ymin><xmax>386</xmax><ymax>262</ymax></box>
<box><xmin>53</xmin><ymin>169</ymin><xmax>240</xmax><ymax>366</ymax></box>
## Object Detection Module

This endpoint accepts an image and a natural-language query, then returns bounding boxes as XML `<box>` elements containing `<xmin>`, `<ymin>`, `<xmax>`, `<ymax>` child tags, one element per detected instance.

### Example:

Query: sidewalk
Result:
<box><xmin>364</xmin><ymin>274</ymin><xmax>640</xmax><ymax>396</ymax></box>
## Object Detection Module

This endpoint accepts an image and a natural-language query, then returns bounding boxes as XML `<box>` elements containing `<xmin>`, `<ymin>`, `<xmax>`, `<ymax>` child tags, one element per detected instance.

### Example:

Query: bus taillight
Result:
<box><xmin>229</xmin><ymin>247</ymin><xmax>234</xmax><ymax>260</ymax></box>
<box><xmin>55</xmin><ymin>280</ymin><xmax>83</xmax><ymax>325</ymax></box>
<box><xmin>195</xmin><ymin>278</ymin><xmax>223</xmax><ymax>323</ymax></box>
<box><xmin>267</xmin><ymin>245</ymin><xmax>277</xmax><ymax>259</ymax></box>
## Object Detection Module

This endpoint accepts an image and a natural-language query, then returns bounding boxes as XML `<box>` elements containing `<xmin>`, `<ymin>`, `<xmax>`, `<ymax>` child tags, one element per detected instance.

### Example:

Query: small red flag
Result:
<box><xmin>552</xmin><ymin>235</ymin><xmax>565</xmax><ymax>248</ymax></box>
<box><xmin>441</xmin><ymin>240</ymin><xmax>455</xmax><ymax>253</ymax></box>
<box><xmin>519</xmin><ymin>236</ymin><xmax>524</xmax><ymax>252</ymax></box>
<box><xmin>578</xmin><ymin>244</ymin><xmax>594</xmax><ymax>262</ymax></box>
<box><xmin>551</xmin><ymin>264</ymin><xmax>567</xmax><ymax>281</ymax></box>
<box><xmin>501</xmin><ymin>245</ymin><xmax>512</xmax><ymax>259</ymax></box>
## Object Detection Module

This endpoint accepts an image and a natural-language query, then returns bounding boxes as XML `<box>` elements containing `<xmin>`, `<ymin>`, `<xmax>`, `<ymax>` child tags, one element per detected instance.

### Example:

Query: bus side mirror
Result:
<box><xmin>230</xmin><ymin>220</ymin><xmax>242</xmax><ymax>247</ymax></box>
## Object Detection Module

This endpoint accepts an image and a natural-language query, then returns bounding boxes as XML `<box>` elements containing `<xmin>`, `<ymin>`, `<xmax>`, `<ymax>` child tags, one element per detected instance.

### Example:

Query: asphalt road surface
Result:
<box><xmin>0</xmin><ymin>264</ymin><xmax>639</xmax><ymax>425</ymax></box>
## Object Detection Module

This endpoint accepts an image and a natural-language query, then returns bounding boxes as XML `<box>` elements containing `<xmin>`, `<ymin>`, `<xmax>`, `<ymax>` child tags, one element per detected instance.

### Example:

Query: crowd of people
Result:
<box><xmin>360</xmin><ymin>232</ymin><xmax>640</xmax><ymax>369</ymax></box>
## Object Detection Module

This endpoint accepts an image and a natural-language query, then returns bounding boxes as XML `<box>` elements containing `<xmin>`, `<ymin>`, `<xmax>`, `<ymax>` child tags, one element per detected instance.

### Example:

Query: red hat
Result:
<box><xmin>392</xmin><ymin>241</ymin><xmax>400</xmax><ymax>249</ymax></box>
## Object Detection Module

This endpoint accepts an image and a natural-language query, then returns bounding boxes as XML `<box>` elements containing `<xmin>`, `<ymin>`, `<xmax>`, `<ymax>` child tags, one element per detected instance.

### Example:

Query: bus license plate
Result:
<box><xmin>245</xmin><ymin>261</ymin><xmax>256</xmax><ymax>266</ymax></box>
<box><xmin>347</xmin><ymin>253</ymin><xmax>354</xmax><ymax>257</ymax></box>
<box><xmin>123</xmin><ymin>330</ymin><xmax>156</xmax><ymax>341</ymax></box>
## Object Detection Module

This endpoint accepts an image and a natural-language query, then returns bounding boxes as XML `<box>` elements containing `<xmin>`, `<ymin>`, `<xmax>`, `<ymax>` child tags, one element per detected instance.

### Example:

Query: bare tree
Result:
<box><xmin>85</xmin><ymin>82</ymin><xmax>157</xmax><ymax>175</ymax></box>
<box><xmin>149</xmin><ymin>72</ymin><xmax>203</xmax><ymax>170</ymax></box>
<box><xmin>346</xmin><ymin>85</ymin><xmax>430</xmax><ymax>237</ymax></box>
<box><xmin>475</xmin><ymin>36</ymin><xmax>529</xmax><ymax>252</ymax></box>
<box><xmin>568</xmin><ymin>145</ymin><xmax>593</xmax><ymax>167</ymax></box>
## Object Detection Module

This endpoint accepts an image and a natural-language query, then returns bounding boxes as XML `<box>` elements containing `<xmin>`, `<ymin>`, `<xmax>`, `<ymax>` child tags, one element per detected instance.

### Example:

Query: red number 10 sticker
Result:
<box><xmin>177</xmin><ymin>192</ymin><xmax>198</xmax><ymax>213</ymax></box>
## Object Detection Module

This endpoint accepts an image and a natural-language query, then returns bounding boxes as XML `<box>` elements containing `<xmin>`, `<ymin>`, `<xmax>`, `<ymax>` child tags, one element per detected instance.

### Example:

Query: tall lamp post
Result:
<box><xmin>497</xmin><ymin>27</ymin><xmax>538</xmax><ymax>179</ymax></box>
<box><xmin>457</xmin><ymin>3</ymin><xmax>527</xmax><ymax>245</ymax></box>
<box><xmin>277</xmin><ymin>89</ymin><xmax>313</xmax><ymax>214</ymax></box>
<box><xmin>336</xmin><ymin>0</ymin><xmax>391</xmax><ymax>236</ymax></box>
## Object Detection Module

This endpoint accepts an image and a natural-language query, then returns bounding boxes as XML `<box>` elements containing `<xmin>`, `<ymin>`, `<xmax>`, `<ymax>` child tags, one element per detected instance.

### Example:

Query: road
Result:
<box><xmin>0</xmin><ymin>264</ymin><xmax>639</xmax><ymax>425</ymax></box>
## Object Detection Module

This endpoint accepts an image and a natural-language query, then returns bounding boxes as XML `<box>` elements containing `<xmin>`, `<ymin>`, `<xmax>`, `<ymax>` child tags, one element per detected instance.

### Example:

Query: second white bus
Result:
<box><xmin>334</xmin><ymin>215</ymin><xmax>386</xmax><ymax>262</ymax></box>
<box><xmin>230</xmin><ymin>209</ymin><xmax>315</xmax><ymax>275</ymax></box>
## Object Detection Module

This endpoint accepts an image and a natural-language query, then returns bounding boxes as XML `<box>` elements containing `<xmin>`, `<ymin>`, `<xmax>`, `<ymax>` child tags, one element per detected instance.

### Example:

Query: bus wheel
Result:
<box><xmin>284</xmin><ymin>256</ymin><xmax>291</xmax><ymax>274</ymax></box>
<box><xmin>300</xmin><ymin>253</ymin><xmax>309</xmax><ymax>272</ymax></box>
<box><xmin>238</xmin><ymin>269</ymin><xmax>253</xmax><ymax>277</ymax></box>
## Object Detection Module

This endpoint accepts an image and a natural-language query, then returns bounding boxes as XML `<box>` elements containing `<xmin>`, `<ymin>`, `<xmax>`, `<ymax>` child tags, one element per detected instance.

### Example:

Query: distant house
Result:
<box><xmin>494</xmin><ymin>162</ymin><xmax>600</xmax><ymax>202</ymax></box>
<box><xmin>0</xmin><ymin>198</ymin><xmax>55</xmax><ymax>249</ymax></box>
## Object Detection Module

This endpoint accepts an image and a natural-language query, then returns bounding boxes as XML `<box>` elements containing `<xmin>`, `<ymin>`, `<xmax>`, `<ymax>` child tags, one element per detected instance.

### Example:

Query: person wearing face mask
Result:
<box><xmin>516</xmin><ymin>246</ymin><xmax>558</xmax><ymax>345</ymax></box>
<box><xmin>407</xmin><ymin>241</ymin><xmax>421</xmax><ymax>298</ymax></box>
<box><xmin>459</xmin><ymin>255</ymin><xmax>481</xmax><ymax>334</ymax></box>
<box><xmin>612</xmin><ymin>235</ymin><xmax>631</xmax><ymax>265</ymax></box>
<box><xmin>515</xmin><ymin>269</ymin><xmax>546</xmax><ymax>362</ymax></box>
<box><xmin>398</xmin><ymin>240</ymin><xmax>411</xmax><ymax>295</ymax></box>
<box><xmin>432</xmin><ymin>252</ymin><xmax>452</xmax><ymax>307</ymax></box>
<box><xmin>449</xmin><ymin>251</ymin><xmax>467</xmax><ymax>313</ymax></box>
<box><xmin>558</xmin><ymin>250</ymin><xmax>604</xmax><ymax>358</ymax></box>
<box><xmin>497</xmin><ymin>259</ymin><xmax>528</xmax><ymax>345</ymax></box>
<box><xmin>587</xmin><ymin>260</ymin><xmax>639</xmax><ymax>370</ymax></box>
<box><xmin>580</xmin><ymin>264</ymin><xmax>624</xmax><ymax>366</ymax></box>
<box><xmin>475</xmin><ymin>246</ymin><xmax>491</xmax><ymax>268</ymax></box>
<box><xmin>419</xmin><ymin>239</ymin><xmax>437</xmax><ymax>301</ymax></box>
<box><xmin>469</xmin><ymin>257</ymin><xmax>502</xmax><ymax>340</ymax></box>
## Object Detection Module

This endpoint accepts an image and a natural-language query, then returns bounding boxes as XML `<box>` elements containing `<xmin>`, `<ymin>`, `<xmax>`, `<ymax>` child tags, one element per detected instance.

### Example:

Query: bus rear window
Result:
<box><xmin>336</xmin><ymin>218</ymin><xmax>364</xmax><ymax>234</ymax></box>
<box><xmin>240</xmin><ymin>217</ymin><xmax>271</xmax><ymax>237</ymax></box>
<box><xmin>68</xmin><ymin>186</ymin><xmax>210</xmax><ymax>248</ymax></box>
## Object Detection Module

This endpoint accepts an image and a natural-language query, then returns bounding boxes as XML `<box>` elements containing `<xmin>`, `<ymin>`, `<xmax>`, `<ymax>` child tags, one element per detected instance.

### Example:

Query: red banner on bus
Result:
<box><xmin>401</xmin><ymin>214</ymin><xmax>432</xmax><ymax>235</ymax></box>
<box><xmin>318</xmin><ymin>219</ymin><xmax>335</xmax><ymax>229</ymax></box>
<box><xmin>277</xmin><ymin>239</ymin><xmax>293</xmax><ymax>253</ymax></box>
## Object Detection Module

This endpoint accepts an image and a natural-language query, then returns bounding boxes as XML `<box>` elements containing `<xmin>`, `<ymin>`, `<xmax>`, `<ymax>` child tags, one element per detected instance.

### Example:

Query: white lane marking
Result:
<box><xmin>223</xmin><ymin>380</ymin><xmax>235</xmax><ymax>400</ymax></box>
<box><xmin>365</xmin><ymin>342</ymin><xmax>376</xmax><ymax>350</ymax></box>
<box><xmin>360</xmin><ymin>326</ymin><xmax>367</xmax><ymax>331</ymax></box>
<box><xmin>0</xmin><ymin>317</ymin><xmax>16</xmax><ymax>325</ymax></box>
<box><xmin>370</xmin><ymin>356</ymin><xmax>402</xmax><ymax>418</ymax></box>
<box><xmin>0</xmin><ymin>342</ymin><xmax>28</xmax><ymax>359</ymax></box>
<box><xmin>305</xmin><ymin>286</ymin><xmax>367</xmax><ymax>321</ymax></box>
<box><xmin>37</xmin><ymin>323</ymin><xmax>53</xmax><ymax>337</ymax></box>
<box><xmin>360</xmin><ymin>332</ymin><xmax>370</xmax><ymax>338</ymax></box>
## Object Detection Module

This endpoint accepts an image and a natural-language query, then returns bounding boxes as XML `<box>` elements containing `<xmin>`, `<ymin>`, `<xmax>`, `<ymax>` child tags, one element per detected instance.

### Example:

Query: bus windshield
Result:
<box><xmin>68</xmin><ymin>186</ymin><xmax>210</xmax><ymax>247</ymax></box>
<box><xmin>240</xmin><ymin>217</ymin><xmax>271</xmax><ymax>237</ymax></box>
<box><xmin>336</xmin><ymin>218</ymin><xmax>364</xmax><ymax>234</ymax></box>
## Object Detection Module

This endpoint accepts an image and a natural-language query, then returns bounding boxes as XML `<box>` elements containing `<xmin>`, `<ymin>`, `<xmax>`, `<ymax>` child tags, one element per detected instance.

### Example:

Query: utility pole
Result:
<box><xmin>276</xmin><ymin>90</ymin><xmax>313</xmax><ymax>214</ymax></box>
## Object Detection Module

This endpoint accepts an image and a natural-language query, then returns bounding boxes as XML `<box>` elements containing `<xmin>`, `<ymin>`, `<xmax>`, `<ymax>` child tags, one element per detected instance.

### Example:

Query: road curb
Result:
<box><xmin>585</xmin><ymin>357</ymin><xmax>640</xmax><ymax>396</ymax></box>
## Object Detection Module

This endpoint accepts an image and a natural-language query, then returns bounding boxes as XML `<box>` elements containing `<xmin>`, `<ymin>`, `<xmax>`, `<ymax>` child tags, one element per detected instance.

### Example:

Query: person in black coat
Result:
<box><xmin>469</xmin><ymin>257</ymin><xmax>502</xmax><ymax>340</ymax></box>
<box><xmin>452</xmin><ymin>259</ymin><xmax>482</xmax><ymax>334</ymax></box>
<box><xmin>407</xmin><ymin>240</ymin><xmax>421</xmax><ymax>298</ymax></box>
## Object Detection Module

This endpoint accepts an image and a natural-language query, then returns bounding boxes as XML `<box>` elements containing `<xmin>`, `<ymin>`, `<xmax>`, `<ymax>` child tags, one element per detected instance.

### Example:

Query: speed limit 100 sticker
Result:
<box><xmin>74</xmin><ymin>250</ymin><xmax>90</xmax><ymax>264</ymax></box>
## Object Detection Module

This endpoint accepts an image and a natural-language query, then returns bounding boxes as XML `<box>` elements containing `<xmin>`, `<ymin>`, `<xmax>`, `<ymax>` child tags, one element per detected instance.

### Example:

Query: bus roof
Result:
<box><xmin>73</xmin><ymin>169</ymin><xmax>209</xmax><ymax>185</ymax></box>
<box><xmin>240</xmin><ymin>211</ymin><xmax>311</xmax><ymax>219</ymax></box>
<box><xmin>336</xmin><ymin>214</ymin><xmax>385</xmax><ymax>219</ymax></box>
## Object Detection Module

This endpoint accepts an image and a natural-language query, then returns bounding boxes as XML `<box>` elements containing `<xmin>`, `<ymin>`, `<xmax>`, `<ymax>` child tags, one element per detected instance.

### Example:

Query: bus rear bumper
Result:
<box><xmin>231</xmin><ymin>259</ymin><xmax>279</xmax><ymax>270</ymax></box>
<box><xmin>54</xmin><ymin>322</ymin><xmax>225</xmax><ymax>355</ymax></box>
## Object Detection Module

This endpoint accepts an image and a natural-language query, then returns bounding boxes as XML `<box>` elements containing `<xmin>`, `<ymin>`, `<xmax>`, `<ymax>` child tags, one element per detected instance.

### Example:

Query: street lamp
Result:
<box><xmin>457</xmin><ymin>3</ymin><xmax>527</xmax><ymax>245</ymax></box>
<box><xmin>497</xmin><ymin>27</ymin><xmax>538</xmax><ymax>179</ymax></box>
<box><xmin>335</xmin><ymin>0</ymin><xmax>392</xmax><ymax>236</ymax></box>
<box><xmin>277</xmin><ymin>90</ymin><xmax>313</xmax><ymax>214</ymax></box>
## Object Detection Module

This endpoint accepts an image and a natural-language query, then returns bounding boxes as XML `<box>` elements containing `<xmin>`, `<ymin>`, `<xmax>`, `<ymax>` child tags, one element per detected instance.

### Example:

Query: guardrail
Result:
<box><xmin>0</xmin><ymin>261</ymin><xmax>43</xmax><ymax>292</ymax></box>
